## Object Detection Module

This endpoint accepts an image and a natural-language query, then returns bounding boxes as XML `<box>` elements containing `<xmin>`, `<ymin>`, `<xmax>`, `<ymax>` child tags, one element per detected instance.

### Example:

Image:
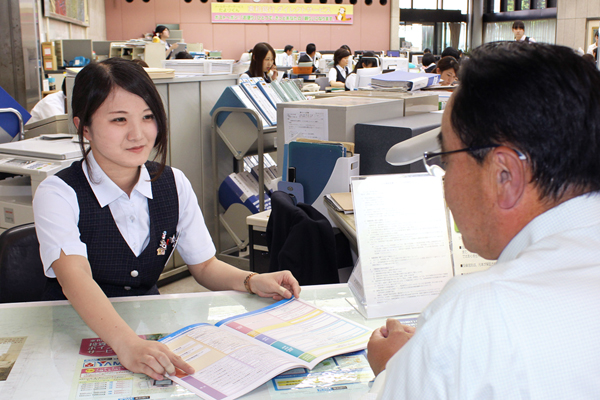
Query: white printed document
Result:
<box><xmin>349</xmin><ymin>173</ymin><xmax>454</xmax><ymax>318</ymax></box>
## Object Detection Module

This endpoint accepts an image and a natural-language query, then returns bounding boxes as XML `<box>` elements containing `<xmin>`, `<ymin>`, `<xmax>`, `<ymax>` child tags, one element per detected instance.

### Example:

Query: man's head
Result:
<box><xmin>306</xmin><ymin>43</ymin><xmax>316</xmax><ymax>58</ymax></box>
<box><xmin>284</xmin><ymin>44</ymin><xmax>294</xmax><ymax>55</ymax></box>
<box><xmin>442</xmin><ymin>47</ymin><xmax>460</xmax><ymax>60</ymax></box>
<box><xmin>512</xmin><ymin>20</ymin><xmax>525</xmax><ymax>40</ymax></box>
<box><xmin>442</xmin><ymin>42</ymin><xmax>600</xmax><ymax>258</ymax></box>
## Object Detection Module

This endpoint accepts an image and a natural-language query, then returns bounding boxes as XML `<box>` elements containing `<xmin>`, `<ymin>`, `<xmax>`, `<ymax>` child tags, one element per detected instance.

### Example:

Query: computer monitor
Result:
<box><xmin>387</xmin><ymin>50</ymin><xmax>400</xmax><ymax>57</ymax></box>
<box><xmin>356</xmin><ymin>66</ymin><xmax>383</xmax><ymax>88</ymax></box>
<box><xmin>92</xmin><ymin>41</ymin><xmax>111</xmax><ymax>56</ymax></box>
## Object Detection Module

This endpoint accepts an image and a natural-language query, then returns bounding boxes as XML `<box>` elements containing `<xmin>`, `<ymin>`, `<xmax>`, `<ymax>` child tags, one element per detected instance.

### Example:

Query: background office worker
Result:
<box><xmin>435</xmin><ymin>56</ymin><xmax>459</xmax><ymax>86</ymax></box>
<box><xmin>328</xmin><ymin>47</ymin><xmax>351</xmax><ymax>89</ymax></box>
<box><xmin>239</xmin><ymin>42</ymin><xmax>278</xmax><ymax>83</ymax></box>
<box><xmin>155</xmin><ymin>25</ymin><xmax>178</xmax><ymax>59</ymax></box>
<box><xmin>512</xmin><ymin>20</ymin><xmax>535</xmax><ymax>43</ymax></box>
<box><xmin>33</xmin><ymin>58</ymin><xmax>300</xmax><ymax>381</ymax></box>
<box><xmin>298</xmin><ymin>43</ymin><xmax>317</xmax><ymax>72</ymax></box>
<box><xmin>367</xmin><ymin>42</ymin><xmax>600</xmax><ymax>398</ymax></box>
<box><xmin>345</xmin><ymin>51</ymin><xmax>378</xmax><ymax>90</ymax></box>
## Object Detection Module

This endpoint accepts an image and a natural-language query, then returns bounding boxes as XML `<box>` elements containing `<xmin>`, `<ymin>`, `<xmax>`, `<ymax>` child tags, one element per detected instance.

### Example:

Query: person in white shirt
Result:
<box><xmin>512</xmin><ymin>20</ymin><xmax>536</xmax><ymax>43</ymax></box>
<box><xmin>328</xmin><ymin>47</ymin><xmax>351</xmax><ymax>89</ymax></box>
<box><xmin>282</xmin><ymin>44</ymin><xmax>294</xmax><ymax>67</ymax></box>
<box><xmin>33</xmin><ymin>58</ymin><xmax>300</xmax><ymax>382</ymax></box>
<box><xmin>345</xmin><ymin>51</ymin><xmax>378</xmax><ymax>90</ymax></box>
<box><xmin>28</xmin><ymin>80</ymin><xmax>66</xmax><ymax>124</ymax></box>
<box><xmin>155</xmin><ymin>25</ymin><xmax>178</xmax><ymax>59</ymax></box>
<box><xmin>367</xmin><ymin>42</ymin><xmax>600</xmax><ymax>399</ymax></box>
<box><xmin>587</xmin><ymin>30</ymin><xmax>598</xmax><ymax>55</ymax></box>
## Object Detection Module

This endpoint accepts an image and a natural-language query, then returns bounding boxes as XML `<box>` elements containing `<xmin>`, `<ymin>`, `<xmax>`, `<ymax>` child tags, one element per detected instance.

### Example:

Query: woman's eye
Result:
<box><xmin>112</xmin><ymin>117</ymin><xmax>126</xmax><ymax>122</ymax></box>
<box><xmin>143</xmin><ymin>114</ymin><xmax>155</xmax><ymax>120</ymax></box>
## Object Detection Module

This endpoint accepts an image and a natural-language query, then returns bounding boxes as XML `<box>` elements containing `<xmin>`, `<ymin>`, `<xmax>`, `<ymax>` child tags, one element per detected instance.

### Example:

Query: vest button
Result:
<box><xmin>124</xmin><ymin>286</ymin><xmax>131</xmax><ymax>290</ymax></box>
<box><xmin>130</xmin><ymin>270</ymin><xmax>139</xmax><ymax>278</ymax></box>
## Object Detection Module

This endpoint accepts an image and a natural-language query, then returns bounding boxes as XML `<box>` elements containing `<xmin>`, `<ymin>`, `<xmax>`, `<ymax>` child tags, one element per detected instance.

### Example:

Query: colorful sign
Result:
<box><xmin>211</xmin><ymin>4</ymin><xmax>353</xmax><ymax>24</ymax></box>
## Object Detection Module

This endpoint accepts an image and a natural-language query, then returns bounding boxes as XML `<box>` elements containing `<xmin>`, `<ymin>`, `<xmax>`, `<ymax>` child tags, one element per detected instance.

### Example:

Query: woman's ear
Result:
<box><xmin>74</xmin><ymin>117</ymin><xmax>92</xmax><ymax>141</ymax></box>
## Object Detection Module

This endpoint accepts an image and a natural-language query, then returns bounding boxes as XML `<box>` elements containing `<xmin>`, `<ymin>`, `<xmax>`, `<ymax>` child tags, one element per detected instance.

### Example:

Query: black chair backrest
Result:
<box><xmin>0</xmin><ymin>223</ymin><xmax>47</xmax><ymax>303</ymax></box>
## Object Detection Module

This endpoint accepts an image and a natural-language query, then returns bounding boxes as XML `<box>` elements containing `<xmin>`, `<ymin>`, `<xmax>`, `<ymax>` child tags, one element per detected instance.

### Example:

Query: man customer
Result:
<box><xmin>367</xmin><ymin>41</ymin><xmax>600</xmax><ymax>399</ymax></box>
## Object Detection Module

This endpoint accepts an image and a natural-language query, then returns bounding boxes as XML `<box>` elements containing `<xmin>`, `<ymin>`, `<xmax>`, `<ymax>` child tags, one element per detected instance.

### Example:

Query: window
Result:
<box><xmin>443</xmin><ymin>0</ymin><xmax>468</xmax><ymax>14</ymax></box>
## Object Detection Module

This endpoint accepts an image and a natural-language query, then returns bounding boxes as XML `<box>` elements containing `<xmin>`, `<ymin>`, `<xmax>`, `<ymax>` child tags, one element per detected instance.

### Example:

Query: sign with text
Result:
<box><xmin>211</xmin><ymin>3</ymin><xmax>353</xmax><ymax>24</ymax></box>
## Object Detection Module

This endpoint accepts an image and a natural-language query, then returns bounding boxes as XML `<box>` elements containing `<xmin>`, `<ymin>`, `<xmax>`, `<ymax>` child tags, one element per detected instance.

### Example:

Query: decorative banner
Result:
<box><xmin>211</xmin><ymin>3</ymin><xmax>353</xmax><ymax>24</ymax></box>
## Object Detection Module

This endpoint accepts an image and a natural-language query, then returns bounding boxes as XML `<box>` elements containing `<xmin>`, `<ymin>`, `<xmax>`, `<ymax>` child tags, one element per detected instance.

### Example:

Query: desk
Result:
<box><xmin>0</xmin><ymin>284</ymin><xmax>384</xmax><ymax>399</ymax></box>
<box><xmin>324</xmin><ymin>201</ymin><xmax>357</xmax><ymax>255</ymax></box>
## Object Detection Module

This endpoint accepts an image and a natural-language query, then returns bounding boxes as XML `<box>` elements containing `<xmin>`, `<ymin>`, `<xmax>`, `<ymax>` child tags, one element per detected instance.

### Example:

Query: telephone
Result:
<box><xmin>302</xmin><ymin>83</ymin><xmax>319</xmax><ymax>92</ymax></box>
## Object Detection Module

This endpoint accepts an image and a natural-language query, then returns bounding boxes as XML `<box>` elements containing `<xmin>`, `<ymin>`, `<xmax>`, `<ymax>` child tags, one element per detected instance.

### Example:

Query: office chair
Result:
<box><xmin>0</xmin><ymin>223</ymin><xmax>47</xmax><ymax>303</ymax></box>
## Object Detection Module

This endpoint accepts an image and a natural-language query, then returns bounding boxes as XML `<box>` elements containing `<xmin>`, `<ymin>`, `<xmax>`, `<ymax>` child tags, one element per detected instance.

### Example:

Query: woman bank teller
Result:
<box><xmin>155</xmin><ymin>25</ymin><xmax>178</xmax><ymax>59</ymax></box>
<box><xmin>328</xmin><ymin>47</ymin><xmax>352</xmax><ymax>89</ymax></box>
<box><xmin>239</xmin><ymin>42</ymin><xmax>278</xmax><ymax>83</ymax></box>
<box><xmin>33</xmin><ymin>58</ymin><xmax>300</xmax><ymax>380</ymax></box>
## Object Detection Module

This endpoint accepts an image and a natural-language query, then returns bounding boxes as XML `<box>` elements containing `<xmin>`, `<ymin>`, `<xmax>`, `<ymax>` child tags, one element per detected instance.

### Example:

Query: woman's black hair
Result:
<box><xmin>155</xmin><ymin>25</ymin><xmax>168</xmax><ymax>37</ymax></box>
<box><xmin>351</xmin><ymin>51</ymin><xmax>377</xmax><ymax>73</ymax></box>
<box><xmin>422</xmin><ymin>53</ymin><xmax>436</xmax><ymax>67</ymax></box>
<box><xmin>248</xmin><ymin>42</ymin><xmax>275</xmax><ymax>78</ymax></box>
<box><xmin>436</xmin><ymin>56</ymin><xmax>459</xmax><ymax>74</ymax></box>
<box><xmin>71</xmin><ymin>58</ymin><xmax>168</xmax><ymax>181</ymax></box>
<box><xmin>512</xmin><ymin>20</ymin><xmax>525</xmax><ymax>30</ymax></box>
<box><xmin>333</xmin><ymin>47</ymin><xmax>351</xmax><ymax>66</ymax></box>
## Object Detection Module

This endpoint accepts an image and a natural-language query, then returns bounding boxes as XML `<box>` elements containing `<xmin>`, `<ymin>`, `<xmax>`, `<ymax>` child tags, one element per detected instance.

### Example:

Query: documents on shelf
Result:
<box><xmin>324</xmin><ymin>192</ymin><xmax>354</xmax><ymax>214</ymax></box>
<box><xmin>349</xmin><ymin>173</ymin><xmax>454</xmax><ymax>318</ymax></box>
<box><xmin>159</xmin><ymin>298</ymin><xmax>372</xmax><ymax>400</ymax></box>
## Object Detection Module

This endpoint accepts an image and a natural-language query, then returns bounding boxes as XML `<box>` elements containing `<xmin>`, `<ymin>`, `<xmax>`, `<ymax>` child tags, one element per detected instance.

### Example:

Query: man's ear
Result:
<box><xmin>493</xmin><ymin>147</ymin><xmax>527</xmax><ymax>210</ymax></box>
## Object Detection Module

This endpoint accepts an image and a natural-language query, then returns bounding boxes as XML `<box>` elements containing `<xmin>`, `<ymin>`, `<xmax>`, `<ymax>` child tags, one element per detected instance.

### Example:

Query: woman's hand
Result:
<box><xmin>115</xmin><ymin>335</ymin><xmax>195</xmax><ymax>380</ymax></box>
<box><xmin>248</xmin><ymin>271</ymin><xmax>300</xmax><ymax>300</ymax></box>
<box><xmin>171</xmin><ymin>43</ymin><xmax>179</xmax><ymax>50</ymax></box>
<box><xmin>269</xmin><ymin>64</ymin><xmax>278</xmax><ymax>81</ymax></box>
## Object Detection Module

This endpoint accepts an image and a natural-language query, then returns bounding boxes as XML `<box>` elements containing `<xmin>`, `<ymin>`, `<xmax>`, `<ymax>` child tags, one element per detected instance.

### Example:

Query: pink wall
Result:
<box><xmin>105</xmin><ymin>0</ymin><xmax>391</xmax><ymax>60</ymax></box>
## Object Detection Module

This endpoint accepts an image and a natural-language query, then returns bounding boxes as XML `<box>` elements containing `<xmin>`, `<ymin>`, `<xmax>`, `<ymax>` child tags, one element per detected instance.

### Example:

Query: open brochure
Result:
<box><xmin>159</xmin><ymin>298</ymin><xmax>372</xmax><ymax>400</ymax></box>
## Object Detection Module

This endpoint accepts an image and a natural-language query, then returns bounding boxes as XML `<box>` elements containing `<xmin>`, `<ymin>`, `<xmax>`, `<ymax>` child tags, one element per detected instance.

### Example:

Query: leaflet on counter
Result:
<box><xmin>159</xmin><ymin>298</ymin><xmax>372</xmax><ymax>400</ymax></box>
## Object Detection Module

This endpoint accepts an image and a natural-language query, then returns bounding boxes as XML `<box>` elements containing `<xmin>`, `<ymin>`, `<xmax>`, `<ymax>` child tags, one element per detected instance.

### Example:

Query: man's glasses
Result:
<box><xmin>423</xmin><ymin>144</ymin><xmax>527</xmax><ymax>176</ymax></box>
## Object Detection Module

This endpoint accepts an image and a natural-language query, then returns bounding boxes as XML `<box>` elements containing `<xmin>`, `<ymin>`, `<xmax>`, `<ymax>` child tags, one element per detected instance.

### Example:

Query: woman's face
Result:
<box><xmin>263</xmin><ymin>51</ymin><xmax>275</xmax><ymax>73</ymax></box>
<box><xmin>438</xmin><ymin>68</ymin><xmax>457</xmax><ymax>85</ymax></box>
<box><xmin>161</xmin><ymin>28</ymin><xmax>170</xmax><ymax>39</ymax></box>
<box><xmin>79</xmin><ymin>86</ymin><xmax>157</xmax><ymax>176</ymax></box>
<box><xmin>339</xmin><ymin>56</ymin><xmax>350</xmax><ymax>68</ymax></box>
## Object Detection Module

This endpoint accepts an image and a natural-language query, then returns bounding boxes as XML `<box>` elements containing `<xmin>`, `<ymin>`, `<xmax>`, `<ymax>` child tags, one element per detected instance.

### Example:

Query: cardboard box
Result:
<box><xmin>43</xmin><ymin>56</ymin><xmax>57</xmax><ymax>71</ymax></box>
<box><xmin>41</xmin><ymin>41</ymin><xmax>55</xmax><ymax>57</ymax></box>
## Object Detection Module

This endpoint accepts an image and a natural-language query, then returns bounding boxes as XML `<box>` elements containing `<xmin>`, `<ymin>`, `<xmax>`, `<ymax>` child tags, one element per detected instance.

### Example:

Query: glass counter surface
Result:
<box><xmin>0</xmin><ymin>284</ymin><xmax>387</xmax><ymax>399</ymax></box>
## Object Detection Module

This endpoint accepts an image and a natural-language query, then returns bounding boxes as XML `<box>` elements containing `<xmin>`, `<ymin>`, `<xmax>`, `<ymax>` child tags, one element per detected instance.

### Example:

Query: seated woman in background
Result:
<box><xmin>328</xmin><ymin>47</ymin><xmax>352</xmax><ymax>89</ymax></box>
<box><xmin>33</xmin><ymin>58</ymin><xmax>300</xmax><ymax>380</ymax></box>
<box><xmin>345</xmin><ymin>51</ymin><xmax>379</xmax><ymax>90</ymax></box>
<box><xmin>435</xmin><ymin>56</ymin><xmax>459</xmax><ymax>86</ymax></box>
<box><xmin>239</xmin><ymin>42</ymin><xmax>278</xmax><ymax>83</ymax></box>
<box><xmin>155</xmin><ymin>25</ymin><xmax>178</xmax><ymax>59</ymax></box>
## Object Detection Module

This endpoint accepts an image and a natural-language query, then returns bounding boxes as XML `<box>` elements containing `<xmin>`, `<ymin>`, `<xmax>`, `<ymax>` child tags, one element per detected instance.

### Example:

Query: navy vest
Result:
<box><xmin>335</xmin><ymin>66</ymin><xmax>350</xmax><ymax>91</ymax></box>
<box><xmin>43</xmin><ymin>161</ymin><xmax>179</xmax><ymax>299</ymax></box>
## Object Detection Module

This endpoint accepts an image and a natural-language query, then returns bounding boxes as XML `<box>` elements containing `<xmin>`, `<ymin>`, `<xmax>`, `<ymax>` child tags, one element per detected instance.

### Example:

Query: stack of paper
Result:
<box><xmin>371</xmin><ymin>70</ymin><xmax>440</xmax><ymax>91</ymax></box>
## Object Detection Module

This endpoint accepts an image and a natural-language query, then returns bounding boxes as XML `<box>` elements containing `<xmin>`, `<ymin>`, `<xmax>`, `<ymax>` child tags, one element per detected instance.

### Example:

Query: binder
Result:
<box><xmin>270</xmin><ymin>81</ymin><xmax>292</xmax><ymax>102</ymax></box>
<box><xmin>256</xmin><ymin>80</ymin><xmax>283</xmax><ymax>109</ymax></box>
<box><xmin>370</xmin><ymin>70</ymin><xmax>440</xmax><ymax>91</ymax></box>
<box><xmin>0</xmin><ymin>86</ymin><xmax>31</xmax><ymax>142</ymax></box>
<box><xmin>218</xmin><ymin>171</ymin><xmax>271</xmax><ymax>214</ymax></box>
<box><xmin>210</xmin><ymin>85</ymin><xmax>270</xmax><ymax>128</ymax></box>
<box><xmin>239</xmin><ymin>82</ymin><xmax>278</xmax><ymax>126</ymax></box>
<box><xmin>288</xmin><ymin>141</ymin><xmax>345</xmax><ymax>205</ymax></box>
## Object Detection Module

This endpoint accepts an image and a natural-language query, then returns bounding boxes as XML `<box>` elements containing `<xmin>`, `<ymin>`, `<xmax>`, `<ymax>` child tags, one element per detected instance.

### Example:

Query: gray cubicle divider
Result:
<box><xmin>354</xmin><ymin>112</ymin><xmax>443</xmax><ymax>175</ymax></box>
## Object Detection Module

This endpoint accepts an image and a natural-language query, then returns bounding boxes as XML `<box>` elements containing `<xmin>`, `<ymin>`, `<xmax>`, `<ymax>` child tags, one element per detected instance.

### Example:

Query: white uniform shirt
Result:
<box><xmin>328</xmin><ymin>65</ymin><xmax>349</xmax><ymax>83</ymax></box>
<box><xmin>28</xmin><ymin>91</ymin><xmax>66</xmax><ymax>125</ymax></box>
<box><xmin>375</xmin><ymin>193</ymin><xmax>600</xmax><ymax>399</ymax></box>
<box><xmin>587</xmin><ymin>43</ymin><xmax>597</xmax><ymax>55</ymax></box>
<box><xmin>33</xmin><ymin>152</ymin><xmax>215</xmax><ymax>277</ymax></box>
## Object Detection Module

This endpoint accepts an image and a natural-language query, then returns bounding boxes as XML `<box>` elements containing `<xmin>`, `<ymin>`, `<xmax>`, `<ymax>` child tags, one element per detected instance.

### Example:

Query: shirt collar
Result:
<box><xmin>498</xmin><ymin>192</ymin><xmax>600</xmax><ymax>262</ymax></box>
<box><xmin>82</xmin><ymin>151</ymin><xmax>153</xmax><ymax>207</ymax></box>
